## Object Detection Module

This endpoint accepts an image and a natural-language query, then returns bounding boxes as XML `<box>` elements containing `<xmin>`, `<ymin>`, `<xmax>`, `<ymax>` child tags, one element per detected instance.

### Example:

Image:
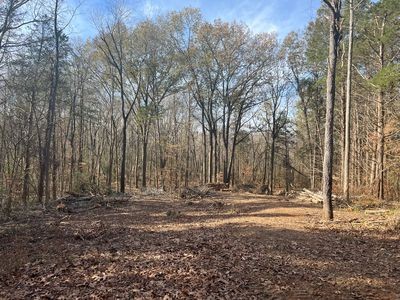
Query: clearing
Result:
<box><xmin>0</xmin><ymin>192</ymin><xmax>399</xmax><ymax>299</ymax></box>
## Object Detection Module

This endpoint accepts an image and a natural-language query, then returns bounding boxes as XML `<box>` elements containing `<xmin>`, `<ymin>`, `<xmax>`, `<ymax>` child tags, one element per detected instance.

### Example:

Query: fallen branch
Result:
<box><xmin>297</xmin><ymin>188</ymin><xmax>343</xmax><ymax>204</ymax></box>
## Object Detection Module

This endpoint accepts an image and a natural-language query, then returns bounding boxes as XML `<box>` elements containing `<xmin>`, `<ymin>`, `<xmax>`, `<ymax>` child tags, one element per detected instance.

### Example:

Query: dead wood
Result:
<box><xmin>180</xmin><ymin>186</ymin><xmax>213</xmax><ymax>199</ymax></box>
<box><xmin>206</xmin><ymin>183</ymin><xmax>229</xmax><ymax>191</ymax></box>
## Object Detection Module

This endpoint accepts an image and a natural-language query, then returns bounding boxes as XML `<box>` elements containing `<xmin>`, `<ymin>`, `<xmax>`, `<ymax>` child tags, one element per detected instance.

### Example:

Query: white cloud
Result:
<box><xmin>246</xmin><ymin>13</ymin><xmax>278</xmax><ymax>34</ymax></box>
<box><xmin>142</xmin><ymin>0</ymin><xmax>160</xmax><ymax>18</ymax></box>
<box><xmin>219</xmin><ymin>0</ymin><xmax>278</xmax><ymax>34</ymax></box>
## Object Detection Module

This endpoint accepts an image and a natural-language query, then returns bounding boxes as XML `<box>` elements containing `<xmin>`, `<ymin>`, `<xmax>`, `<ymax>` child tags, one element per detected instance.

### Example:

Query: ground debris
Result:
<box><xmin>180</xmin><ymin>186</ymin><xmax>214</xmax><ymax>199</ymax></box>
<box><xmin>53</xmin><ymin>193</ymin><xmax>131</xmax><ymax>213</ymax></box>
<box><xmin>296</xmin><ymin>188</ymin><xmax>346</xmax><ymax>206</ymax></box>
<box><xmin>0</xmin><ymin>192</ymin><xmax>399</xmax><ymax>299</ymax></box>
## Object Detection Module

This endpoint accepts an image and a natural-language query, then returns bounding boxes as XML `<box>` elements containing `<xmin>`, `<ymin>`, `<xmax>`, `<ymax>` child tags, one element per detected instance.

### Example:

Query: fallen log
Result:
<box><xmin>180</xmin><ymin>186</ymin><xmax>213</xmax><ymax>199</ymax></box>
<box><xmin>364</xmin><ymin>209</ymin><xmax>390</xmax><ymax>215</ymax></box>
<box><xmin>65</xmin><ymin>191</ymin><xmax>92</xmax><ymax>198</ymax></box>
<box><xmin>206</xmin><ymin>183</ymin><xmax>228</xmax><ymax>191</ymax></box>
<box><xmin>298</xmin><ymin>188</ymin><xmax>323</xmax><ymax>204</ymax></box>
<box><xmin>297</xmin><ymin>188</ymin><xmax>343</xmax><ymax>204</ymax></box>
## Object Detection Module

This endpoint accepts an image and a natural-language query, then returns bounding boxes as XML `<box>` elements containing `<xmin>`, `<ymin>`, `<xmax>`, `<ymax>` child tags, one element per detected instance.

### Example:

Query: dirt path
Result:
<box><xmin>0</xmin><ymin>192</ymin><xmax>399</xmax><ymax>299</ymax></box>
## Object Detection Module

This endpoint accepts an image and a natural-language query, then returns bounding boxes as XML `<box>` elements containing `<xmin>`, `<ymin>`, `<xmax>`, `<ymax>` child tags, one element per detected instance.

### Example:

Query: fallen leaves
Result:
<box><xmin>0</xmin><ymin>193</ymin><xmax>399</xmax><ymax>299</ymax></box>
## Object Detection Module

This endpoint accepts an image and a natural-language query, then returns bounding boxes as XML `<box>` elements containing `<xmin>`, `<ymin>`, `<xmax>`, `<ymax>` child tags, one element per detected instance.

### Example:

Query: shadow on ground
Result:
<box><xmin>0</xmin><ymin>192</ymin><xmax>399</xmax><ymax>299</ymax></box>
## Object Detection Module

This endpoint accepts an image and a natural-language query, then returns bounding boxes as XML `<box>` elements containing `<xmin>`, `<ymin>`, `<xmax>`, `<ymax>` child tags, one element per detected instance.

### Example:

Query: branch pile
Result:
<box><xmin>297</xmin><ymin>188</ymin><xmax>343</xmax><ymax>204</ymax></box>
<box><xmin>206</xmin><ymin>183</ymin><xmax>229</xmax><ymax>191</ymax></box>
<box><xmin>180</xmin><ymin>186</ymin><xmax>214</xmax><ymax>199</ymax></box>
<box><xmin>55</xmin><ymin>192</ymin><xmax>130</xmax><ymax>213</ymax></box>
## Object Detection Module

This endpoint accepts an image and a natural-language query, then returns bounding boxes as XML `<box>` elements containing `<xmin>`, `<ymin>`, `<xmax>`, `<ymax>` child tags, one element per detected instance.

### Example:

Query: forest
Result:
<box><xmin>0</xmin><ymin>0</ymin><xmax>399</xmax><ymax>298</ymax></box>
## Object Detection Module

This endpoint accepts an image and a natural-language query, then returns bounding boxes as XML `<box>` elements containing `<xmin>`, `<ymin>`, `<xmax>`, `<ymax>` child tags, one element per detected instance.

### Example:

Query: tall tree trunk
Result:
<box><xmin>284</xmin><ymin>131</ymin><xmax>291</xmax><ymax>193</ymax></box>
<box><xmin>377</xmin><ymin>90</ymin><xmax>384</xmax><ymax>199</ymax></box>
<box><xmin>119</xmin><ymin>66</ymin><xmax>127</xmax><ymax>193</ymax></box>
<box><xmin>311</xmin><ymin>143</ymin><xmax>316</xmax><ymax>189</ymax></box>
<box><xmin>213</xmin><ymin>131</ymin><xmax>218</xmax><ymax>183</ymax></box>
<box><xmin>142</xmin><ymin>129</ymin><xmax>148</xmax><ymax>188</ymax></box>
<box><xmin>269</xmin><ymin>133</ymin><xmax>276</xmax><ymax>195</ymax></box>
<box><xmin>78</xmin><ymin>86</ymin><xmax>84</xmax><ymax>174</ymax></box>
<box><xmin>52</xmin><ymin>122</ymin><xmax>57</xmax><ymax>200</ymax></box>
<box><xmin>209</xmin><ymin>130</ymin><xmax>213</xmax><ymax>183</ymax></box>
<box><xmin>120</xmin><ymin>119</ymin><xmax>127</xmax><ymax>193</ymax></box>
<box><xmin>201</xmin><ymin>110</ymin><xmax>207</xmax><ymax>184</ymax></box>
<box><xmin>107</xmin><ymin>115</ymin><xmax>115</xmax><ymax>190</ymax></box>
<box><xmin>322</xmin><ymin>0</ymin><xmax>341</xmax><ymax>220</ymax></box>
<box><xmin>262</xmin><ymin>143</ymin><xmax>268</xmax><ymax>186</ymax></box>
<box><xmin>343</xmin><ymin>0</ymin><xmax>353</xmax><ymax>202</ymax></box>
<box><xmin>184</xmin><ymin>96</ymin><xmax>192</xmax><ymax>187</ymax></box>
<box><xmin>37</xmin><ymin>0</ymin><xmax>60</xmax><ymax>206</ymax></box>
<box><xmin>69</xmin><ymin>92</ymin><xmax>77</xmax><ymax>191</ymax></box>
<box><xmin>21</xmin><ymin>91</ymin><xmax>35</xmax><ymax>207</ymax></box>
<box><xmin>376</xmin><ymin>28</ymin><xmax>385</xmax><ymax>200</ymax></box>
<box><xmin>135</xmin><ymin>134</ymin><xmax>140</xmax><ymax>189</ymax></box>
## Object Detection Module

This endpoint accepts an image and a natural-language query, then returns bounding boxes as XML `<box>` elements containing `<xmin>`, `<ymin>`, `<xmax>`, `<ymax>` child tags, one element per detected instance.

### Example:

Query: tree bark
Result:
<box><xmin>201</xmin><ymin>110</ymin><xmax>207</xmax><ymax>184</ymax></box>
<box><xmin>21</xmin><ymin>89</ymin><xmax>35</xmax><ymax>207</ymax></box>
<box><xmin>322</xmin><ymin>0</ymin><xmax>341</xmax><ymax>220</ymax></box>
<box><xmin>376</xmin><ymin>22</ymin><xmax>386</xmax><ymax>200</ymax></box>
<box><xmin>343</xmin><ymin>0</ymin><xmax>353</xmax><ymax>202</ymax></box>
<box><xmin>37</xmin><ymin>0</ymin><xmax>60</xmax><ymax>206</ymax></box>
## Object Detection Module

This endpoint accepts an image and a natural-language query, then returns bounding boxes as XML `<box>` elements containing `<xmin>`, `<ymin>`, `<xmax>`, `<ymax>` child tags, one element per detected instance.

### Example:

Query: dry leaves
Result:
<box><xmin>0</xmin><ymin>193</ymin><xmax>399</xmax><ymax>299</ymax></box>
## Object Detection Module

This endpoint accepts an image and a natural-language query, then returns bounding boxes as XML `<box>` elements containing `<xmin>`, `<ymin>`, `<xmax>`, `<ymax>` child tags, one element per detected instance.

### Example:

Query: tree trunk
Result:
<box><xmin>142</xmin><ymin>130</ymin><xmax>148</xmax><ymax>188</ymax></box>
<box><xmin>269</xmin><ymin>133</ymin><xmax>276</xmax><ymax>195</ymax></box>
<box><xmin>135</xmin><ymin>134</ymin><xmax>140</xmax><ymax>188</ymax></box>
<box><xmin>322</xmin><ymin>0</ymin><xmax>341</xmax><ymax>220</ymax></box>
<box><xmin>377</xmin><ymin>90</ymin><xmax>384</xmax><ymax>200</ymax></box>
<box><xmin>52</xmin><ymin>122</ymin><xmax>57</xmax><ymax>200</ymax></box>
<box><xmin>21</xmin><ymin>91</ymin><xmax>35</xmax><ymax>207</ymax></box>
<box><xmin>376</xmin><ymin>28</ymin><xmax>385</xmax><ymax>200</ymax></box>
<box><xmin>120</xmin><ymin>120</ymin><xmax>127</xmax><ymax>193</ymax></box>
<box><xmin>209</xmin><ymin>130</ymin><xmax>213</xmax><ymax>183</ymax></box>
<box><xmin>343</xmin><ymin>0</ymin><xmax>353</xmax><ymax>202</ymax></box>
<box><xmin>184</xmin><ymin>96</ymin><xmax>192</xmax><ymax>187</ymax></box>
<box><xmin>201</xmin><ymin>111</ymin><xmax>207</xmax><ymax>184</ymax></box>
<box><xmin>37</xmin><ymin>0</ymin><xmax>60</xmax><ymax>206</ymax></box>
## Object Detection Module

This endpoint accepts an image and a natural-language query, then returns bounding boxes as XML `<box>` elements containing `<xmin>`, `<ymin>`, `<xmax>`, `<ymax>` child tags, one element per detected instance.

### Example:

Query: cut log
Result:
<box><xmin>299</xmin><ymin>189</ymin><xmax>323</xmax><ymax>203</ymax></box>
<box><xmin>297</xmin><ymin>188</ymin><xmax>343</xmax><ymax>204</ymax></box>
<box><xmin>365</xmin><ymin>209</ymin><xmax>390</xmax><ymax>215</ymax></box>
<box><xmin>180</xmin><ymin>186</ymin><xmax>213</xmax><ymax>199</ymax></box>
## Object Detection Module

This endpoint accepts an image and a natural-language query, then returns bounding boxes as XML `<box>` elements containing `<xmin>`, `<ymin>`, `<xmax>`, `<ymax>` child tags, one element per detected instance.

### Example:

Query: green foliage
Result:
<box><xmin>304</xmin><ymin>6</ymin><xmax>330</xmax><ymax>71</ymax></box>
<box><xmin>371</xmin><ymin>64</ymin><xmax>400</xmax><ymax>91</ymax></box>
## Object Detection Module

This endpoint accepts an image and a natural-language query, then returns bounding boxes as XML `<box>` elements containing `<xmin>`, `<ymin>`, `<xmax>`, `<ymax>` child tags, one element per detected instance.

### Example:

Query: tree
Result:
<box><xmin>322</xmin><ymin>0</ymin><xmax>342</xmax><ymax>220</ymax></box>
<box><xmin>0</xmin><ymin>0</ymin><xmax>38</xmax><ymax>65</ymax></box>
<box><xmin>130</xmin><ymin>17</ymin><xmax>182</xmax><ymax>188</ymax></box>
<box><xmin>37</xmin><ymin>0</ymin><xmax>63</xmax><ymax>206</ymax></box>
<box><xmin>96</xmin><ymin>6</ymin><xmax>139</xmax><ymax>193</ymax></box>
<box><xmin>282</xmin><ymin>32</ymin><xmax>316</xmax><ymax>189</ymax></box>
<box><xmin>343</xmin><ymin>0</ymin><xmax>354</xmax><ymax>201</ymax></box>
<box><xmin>263</xmin><ymin>47</ymin><xmax>291</xmax><ymax>194</ymax></box>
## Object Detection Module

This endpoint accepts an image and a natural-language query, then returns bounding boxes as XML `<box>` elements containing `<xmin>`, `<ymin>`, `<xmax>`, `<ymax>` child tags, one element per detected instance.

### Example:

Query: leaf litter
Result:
<box><xmin>0</xmin><ymin>192</ymin><xmax>399</xmax><ymax>299</ymax></box>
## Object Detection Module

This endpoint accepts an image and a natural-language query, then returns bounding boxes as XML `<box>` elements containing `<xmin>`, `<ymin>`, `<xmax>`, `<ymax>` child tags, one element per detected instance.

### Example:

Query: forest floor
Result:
<box><xmin>0</xmin><ymin>191</ymin><xmax>399</xmax><ymax>299</ymax></box>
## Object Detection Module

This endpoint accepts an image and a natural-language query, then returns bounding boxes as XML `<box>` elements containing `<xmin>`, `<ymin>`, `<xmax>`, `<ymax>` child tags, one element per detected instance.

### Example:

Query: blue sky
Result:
<box><xmin>66</xmin><ymin>0</ymin><xmax>320</xmax><ymax>40</ymax></box>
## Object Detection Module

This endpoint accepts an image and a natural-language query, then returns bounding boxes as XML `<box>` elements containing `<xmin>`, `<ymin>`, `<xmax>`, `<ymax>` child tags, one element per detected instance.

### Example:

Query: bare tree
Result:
<box><xmin>37</xmin><ymin>0</ymin><xmax>62</xmax><ymax>206</ymax></box>
<box><xmin>96</xmin><ymin>6</ymin><xmax>139</xmax><ymax>193</ymax></box>
<box><xmin>343</xmin><ymin>0</ymin><xmax>354</xmax><ymax>202</ymax></box>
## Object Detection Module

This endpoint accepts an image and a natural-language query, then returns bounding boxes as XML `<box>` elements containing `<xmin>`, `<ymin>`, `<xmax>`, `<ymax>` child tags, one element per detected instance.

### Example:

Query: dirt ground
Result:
<box><xmin>0</xmin><ymin>192</ymin><xmax>399</xmax><ymax>299</ymax></box>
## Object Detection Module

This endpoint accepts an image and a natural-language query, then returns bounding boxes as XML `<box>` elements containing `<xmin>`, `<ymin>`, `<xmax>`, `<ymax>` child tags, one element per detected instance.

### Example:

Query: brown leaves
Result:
<box><xmin>0</xmin><ymin>193</ymin><xmax>399</xmax><ymax>299</ymax></box>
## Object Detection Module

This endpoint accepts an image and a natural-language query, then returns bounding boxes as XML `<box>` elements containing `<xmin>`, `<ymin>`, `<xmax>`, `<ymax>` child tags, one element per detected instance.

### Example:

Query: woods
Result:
<box><xmin>1</xmin><ymin>0</ymin><xmax>399</xmax><ymax>217</ymax></box>
<box><xmin>0</xmin><ymin>0</ymin><xmax>399</xmax><ymax>298</ymax></box>
<box><xmin>1</xmin><ymin>0</ymin><xmax>400</xmax><ymax>218</ymax></box>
